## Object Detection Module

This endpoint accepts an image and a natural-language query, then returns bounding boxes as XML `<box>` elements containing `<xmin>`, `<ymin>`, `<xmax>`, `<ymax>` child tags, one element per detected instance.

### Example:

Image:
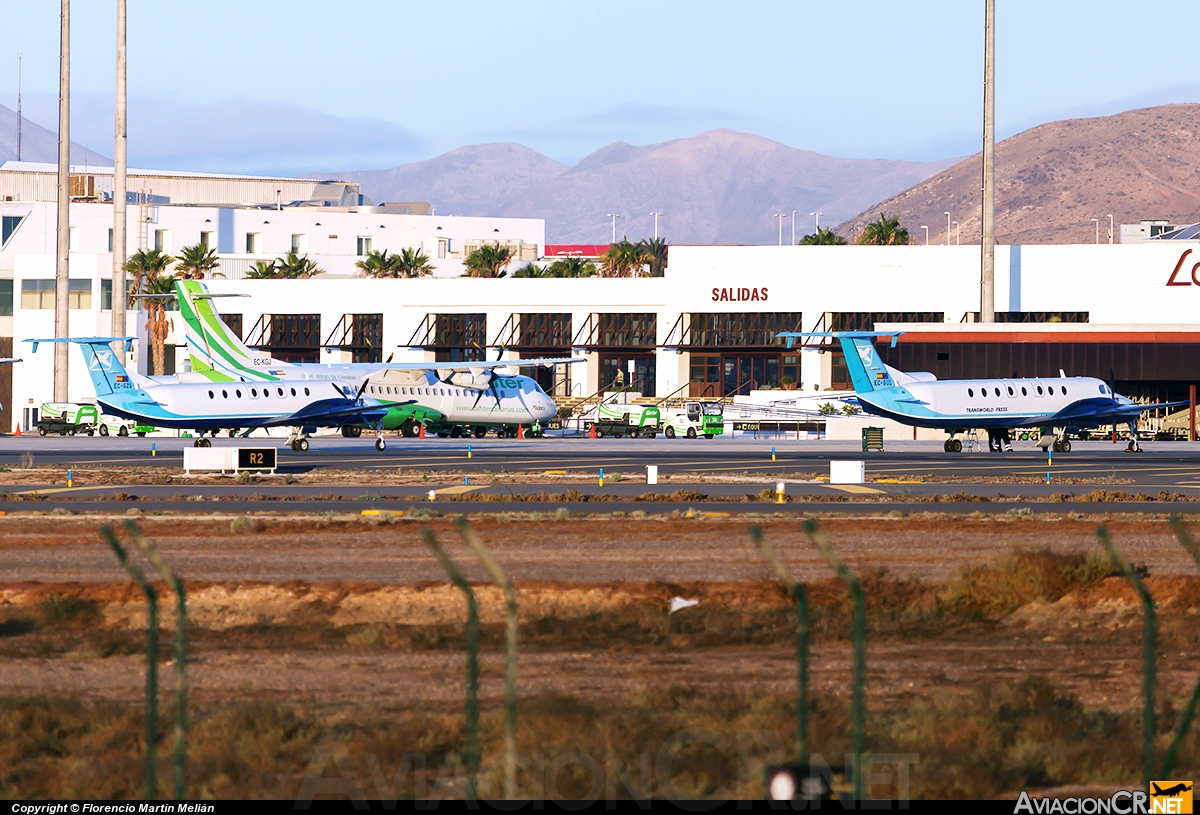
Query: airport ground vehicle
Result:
<box><xmin>584</xmin><ymin>402</ymin><xmax>661</xmax><ymax>438</ymax></box>
<box><xmin>36</xmin><ymin>402</ymin><xmax>152</xmax><ymax>437</ymax></box>
<box><xmin>661</xmin><ymin>401</ymin><xmax>724</xmax><ymax>439</ymax></box>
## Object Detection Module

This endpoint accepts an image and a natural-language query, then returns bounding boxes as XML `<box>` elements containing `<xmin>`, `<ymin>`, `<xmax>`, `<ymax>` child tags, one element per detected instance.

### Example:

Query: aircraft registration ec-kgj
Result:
<box><xmin>777</xmin><ymin>332</ymin><xmax>1187</xmax><ymax>453</ymax></box>
<box><xmin>24</xmin><ymin>336</ymin><xmax>571</xmax><ymax>452</ymax></box>
<box><xmin>173</xmin><ymin>280</ymin><xmax>576</xmax><ymax>440</ymax></box>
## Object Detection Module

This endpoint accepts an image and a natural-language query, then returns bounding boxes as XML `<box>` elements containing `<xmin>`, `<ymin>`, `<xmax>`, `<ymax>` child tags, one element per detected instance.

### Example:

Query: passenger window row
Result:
<box><xmin>966</xmin><ymin>384</ymin><xmax>1066</xmax><ymax>398</ymax></box>
<box><xmin>207</xmin><ymin>386</ymin><xmax>310</xmax><ymax>400</ymax></box>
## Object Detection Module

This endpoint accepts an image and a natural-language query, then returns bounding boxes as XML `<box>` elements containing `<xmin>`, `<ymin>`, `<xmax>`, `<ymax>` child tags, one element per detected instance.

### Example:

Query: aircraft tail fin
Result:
<box><xmin>175</xmin><ymin>280</ymin><xmax>278</xmax><ymax>381</ymax></box>
<box><xmin>26</xmin><ymin>337</ymin><xmax>134</xmax><ymax>396</ymax></box>
<box><xmin>776</xmin><ymin>331</ymin><xmax>902</xmax><ymax>394</ymax></box>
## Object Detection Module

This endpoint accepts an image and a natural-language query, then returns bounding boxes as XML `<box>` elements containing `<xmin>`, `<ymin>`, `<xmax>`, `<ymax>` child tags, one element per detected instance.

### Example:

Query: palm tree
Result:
<box><xmin>601</xmin><ymin>238</ymin><xmax>651</xmax><ymax>278</ymax></box>
<box><xmin>856</xmin><ymin>214</ymin><xmax>909</xmax><ymax>246</ymax></box>
<box><xmin>246</xmin><ymin>259</ymin><xmax>279</xmax><ymax>279</ymax></box>
<box><xmin>546</xmin><ymin>257</ymin><xmax>597</xmax><ymax>278</ymax></box>
<box><xmin>637</xmin><ymin>237</ymin><xmax>669</xmax><ymax>276</ymax></box>
<box><xmin>355</xmin><ymin>249</ymin><xmax>402</xmax><ymax>279</ymax></box>
<box><xmin>142</xmin><ymin>273</ymin><xmax>176</xmax><ymax>376</ymax></box>
<box><xmin>174</xmin><ymin>242</ymin><xmax>222</xmax><ymax>279</ymax></box>
<box><xmin>511</xmin><ymin>262</ymin><xmax>550</xmax><ymax>278</ymax></box>
<box><xmin>799</xmin><ymin>227</ymin><xmax>847</xmax><ymax>246</ymax></box>
<box><xmin>122</xmin><ymin>249</ymin><xmax>174</xmax><ymax>307</ymax></box>
<box><xmin>396</xmin><ymin>247</ymin><xmax>434</xmax><ymax>278</ymax></box>
<box><xmin>464</xmin><ymin>243</ymin><xmax>513</xmax><ymax>278</ymax></box>
<box><xmin>275</xmin><ymin>253</ymin><xmax>324</xmax><ymax>279</ymax></box>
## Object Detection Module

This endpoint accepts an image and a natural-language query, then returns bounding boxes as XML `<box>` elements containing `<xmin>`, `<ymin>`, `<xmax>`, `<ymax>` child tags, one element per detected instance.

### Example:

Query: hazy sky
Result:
<box><xmin>1</xmin><ymin>1</ymin><xmax>1198</xmax><ymax>175</ymax></box>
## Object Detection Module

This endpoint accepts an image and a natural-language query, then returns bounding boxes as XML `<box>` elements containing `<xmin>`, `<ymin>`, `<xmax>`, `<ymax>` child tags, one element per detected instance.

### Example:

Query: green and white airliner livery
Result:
<box><xmin>176</xmin><ymin>280</ymin><xmax>573</xmax><ymax>439</ymax></box>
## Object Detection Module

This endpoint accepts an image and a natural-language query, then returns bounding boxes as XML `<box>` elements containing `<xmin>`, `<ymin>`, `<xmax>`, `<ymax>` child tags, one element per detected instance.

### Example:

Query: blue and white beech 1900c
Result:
<box><xmin>26</xmin><ymin>337</ymin><xmax>565</xmax><ymax>452</ymax></box>
<box><xmin>777</xmin><ymin>332</ymin><xmax>1187</xmax><ymax>454</ymax></box>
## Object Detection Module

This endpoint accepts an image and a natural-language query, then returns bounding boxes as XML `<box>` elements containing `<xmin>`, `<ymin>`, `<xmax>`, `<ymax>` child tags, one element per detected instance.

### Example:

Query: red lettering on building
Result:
<box><xmin>1166</xmin><ymin>249</ymin><xmax>1194</xmax><ymax>286</ymax></box>
<box><xmin>710</xmin><ymin>287</ymin><xmax>769</xmax><ymax>302</ymax></box>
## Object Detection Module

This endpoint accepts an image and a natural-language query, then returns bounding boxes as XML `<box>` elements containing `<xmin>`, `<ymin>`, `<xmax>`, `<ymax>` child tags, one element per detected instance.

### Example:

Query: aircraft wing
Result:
<box><xmin>370</xmin><ymin>357</ymin><xmax>584</xmax><ymax>373</ymax></box>
<box><xmin>1047</xmin><ymin>398</ymin><xmax>1192</xmax><ymax>426</ymax></box>
<box><xmin>257</xmin><ymin>399</ymin><xmax>402</xmax><ymax>428</ymax></box>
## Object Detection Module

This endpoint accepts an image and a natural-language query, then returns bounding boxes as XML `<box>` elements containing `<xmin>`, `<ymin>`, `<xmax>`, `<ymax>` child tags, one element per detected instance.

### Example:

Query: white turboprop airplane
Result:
<box><xmin>173</xmin><ymin>280</ymin><xmax>575</xmax><ymax>438</ymax></box>
<box><xmin>778</xmin><ymin>332</ymin><xmax>1186</xmax><ymax>453</ymax></box>
<box><xmin>26</xmin><ymin>337</ymin><xmax>403</xmax><ymax>451</ymax></box>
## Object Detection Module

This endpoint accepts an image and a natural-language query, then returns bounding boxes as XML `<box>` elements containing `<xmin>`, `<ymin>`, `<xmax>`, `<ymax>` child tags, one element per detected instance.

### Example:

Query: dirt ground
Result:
<box><xmin>3</xmin><ymin>515</ymin><xmax>1200</xmax><ymax>799</ymax></box>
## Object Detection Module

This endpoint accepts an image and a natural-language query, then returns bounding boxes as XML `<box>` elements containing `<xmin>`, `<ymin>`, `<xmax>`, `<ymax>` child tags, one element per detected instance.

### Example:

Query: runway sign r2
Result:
<box><xmin>237</xmin><ymin>448</ymin><xmax>277</xmax><ymax>472</ymax></box>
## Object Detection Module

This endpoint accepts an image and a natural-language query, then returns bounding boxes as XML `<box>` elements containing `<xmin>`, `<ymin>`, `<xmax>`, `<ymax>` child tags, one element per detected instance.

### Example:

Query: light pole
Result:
<box><xmin>953</xmin><ymin>221</ymin><xmax>959</xmax><ymax>245</ymax></box>
<box><xmin>1108</xmin><ymin>213</ymin><xmax>1114</xmax><ymax>245</ymax></box>
<box><xmin>773</xmin><ymin>213</ymin><xmax>786</xmax><ymax>246</ymax></box>
<box><xmin>944</xmin><ymin>211</ymin><xmax>951</xmax><ymax>246</ymax></box>
<box><xmin>606</xmin><ymin>213</ymin><xmax>621</xmax><ymax>244</ymax></box>
<box><xmin>791</xmin><ymin>210</ymin><xmax>797</xmax><ymax>245</ymax></box>
<box><xmin>921</xmin><ymin>225</ymin><xmax>929</xmax><ymax>246</ymax></box>
<box><xmin>112</xmin><ymin>0</ymin><xmax>127</xmax><ymax>343</ymax></box>
<box><xmin>980</xmin><ymin>0</ymin><xmax>996</xmax><ymax>322</ymax></box>
<box><xmin>649</xmin><ymin>211</ymin><xmax>662</xmax><ymax>241</ymax></box>
<box><xmin>16</xmin><ymin>52</ymin><xmax>21</xmax><ymax>161</ymax></box>
<box><xmin>1091</xmin><ymin>218</ymin><xmax>1099</xmax><ymax>245</ymax></box>
<box><xmin>54</xmin><ymin>0</ymin><xmax>71</xmax><ymax>401</ymax></box>
<box><xmin>810</xmin><ymin>211</ymin><xmax>823</xmax><ymax>233</ymax></box>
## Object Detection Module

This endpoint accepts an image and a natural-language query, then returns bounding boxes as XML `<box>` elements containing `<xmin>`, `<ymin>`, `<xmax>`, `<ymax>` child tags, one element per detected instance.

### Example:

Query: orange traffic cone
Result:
<box><xmin>14</xmin><ymin>424</ymin><xmax>20</xmax><ymax>437</ymax></box>
<box><xmin>517</xmin><ymin>424</ymin><xmax>525</xmax><ymax>439</ymax></box>
<box><xmin>418</xmin><ymin>423</ymin><xmax>426</xmax><ymax>438</ymax></box>
<box><xmin>589</xmin><ymin>423</ymin><xmax>596</xmax><ymax>439</ymax></box>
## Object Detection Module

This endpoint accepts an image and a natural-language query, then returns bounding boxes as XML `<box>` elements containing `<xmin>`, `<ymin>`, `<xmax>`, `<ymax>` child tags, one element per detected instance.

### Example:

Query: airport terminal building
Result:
<box><xmin>2</xmin><ymin>160</ymin><xmax>1199</xmax><ymax>432</ymax></box>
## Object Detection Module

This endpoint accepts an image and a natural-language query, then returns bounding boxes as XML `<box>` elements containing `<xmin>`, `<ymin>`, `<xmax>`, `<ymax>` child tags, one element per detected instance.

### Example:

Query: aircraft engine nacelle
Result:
<box><xmin>438</xmin><ymin>370</ymin><xmax>495</xmax><ymax>391</ymax></box>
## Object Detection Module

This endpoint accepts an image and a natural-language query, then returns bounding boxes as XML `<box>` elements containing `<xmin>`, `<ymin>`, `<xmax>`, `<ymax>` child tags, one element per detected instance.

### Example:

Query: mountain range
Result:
<box><xmin>333</xmin><ymin>131</ymin><xmax>959</xmax><ymax>245</ymax></box>
<box><xmin>837</xmin><ymin>104</ymin><xmax>1200</xmax><ymax>245</ymax></box>
<box><xmin>0</xmin><ymin>103</ymin><xmax>110</xmax><ymax>166</ymax></box>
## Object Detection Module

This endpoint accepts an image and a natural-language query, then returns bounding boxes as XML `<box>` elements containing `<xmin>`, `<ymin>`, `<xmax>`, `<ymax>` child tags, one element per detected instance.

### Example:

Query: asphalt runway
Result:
<box><xmin>0</xmin><ymin>434</ymin><xmax>1197</xmax><ymax>514</ymax></box>
<box><xmin>3</xmin><ymin>434</ymin><xmax>1200</xmax><ymax>487</ymax></box>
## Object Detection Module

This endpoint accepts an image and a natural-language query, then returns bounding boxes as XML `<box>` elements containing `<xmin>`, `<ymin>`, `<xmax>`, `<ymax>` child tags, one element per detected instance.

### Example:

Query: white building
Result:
<box><xmin>3</xmin><ymin>161</ymin><xmax>1200</xmax><ymax>432</ymax></box>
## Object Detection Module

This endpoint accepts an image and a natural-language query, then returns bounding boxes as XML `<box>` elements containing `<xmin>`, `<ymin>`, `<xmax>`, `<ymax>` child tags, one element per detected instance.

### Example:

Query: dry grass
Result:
<box><xmin>0</xmin><ymin>676</ymin><xmax>1185</xmax><ymax>800</ymax></box>
<box><xmin>940</xmin><ymin>549</ymin><xmax>1120</xmax><ymax>620</ymax></box>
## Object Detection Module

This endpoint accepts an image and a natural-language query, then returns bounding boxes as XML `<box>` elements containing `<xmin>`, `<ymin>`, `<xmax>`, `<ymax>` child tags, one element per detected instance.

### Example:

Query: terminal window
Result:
<box><xmin>68</xmin><ymin>280</ymin><xmax>91</xmax><ymax>309</ymax></box>
<box><xmin>830</xmin><ymin>312</ymin><xmax>944</xmax><ymax>331</ymax></box>
<box><xmin>245</xmin><ymin>232</ymin><xmax>262</xmax><ymax>254</ymax></box>
<box><xmin>596</xmin><ymin>313</ymin><xmax>657</xmax><ymax>347</ymax></box>
<box><xmin>20</xmin><ymin>280</ymin><xmax>56</xmax><ymax>310</ymax></box>
<box><xmin>1</xmin><ymin>215</ymin><xmax>23</xmax><ymax>246</ymax></box>
<box><xmin>0</xmin><ymin>280</ymin><xmax>11</xmax><ymax>316</ymax></box>
<box><xmin>100</xmin><ymin>280</ymin><xmax>137</xmax><ymax>311</ymax></box>
<box><xmin>357</xmin><ymin>236</ymin><xmax>373</xmax><ymax>256</ymax></box>
<box><xmin>518</xmin><ymin>313</ymin><xmax>572</xmax><ymax>347</ymax></box>
<box><xmin>687</xmin><ymin>312</ymin><xmax>802</xmax><ymax>346</ymax></box>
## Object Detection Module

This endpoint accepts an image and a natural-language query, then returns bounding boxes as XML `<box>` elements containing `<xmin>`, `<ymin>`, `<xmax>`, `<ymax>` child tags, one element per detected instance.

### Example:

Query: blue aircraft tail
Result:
<box><xmin>26</xmin><ymin>338</ymin><xmax>135</xmax><ymax>396</ymax></box>
<box><xmin>776</xmin><ymin>331</ymin><xmax>902</xmax><ymax>394</ymax></box>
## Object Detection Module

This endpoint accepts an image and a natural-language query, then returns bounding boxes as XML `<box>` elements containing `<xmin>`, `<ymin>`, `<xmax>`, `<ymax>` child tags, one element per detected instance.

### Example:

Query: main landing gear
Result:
<box><xmin>943</xmin><ymin>438</ymin><xmax>963</xmax><ymax>453</ymax></box>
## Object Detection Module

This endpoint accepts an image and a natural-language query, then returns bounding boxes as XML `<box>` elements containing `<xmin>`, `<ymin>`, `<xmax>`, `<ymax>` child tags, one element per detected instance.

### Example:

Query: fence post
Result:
<box><xmin>1161</xmin><ymin>516</ymin><xmax>1200</xmax><ymax>778</ymax></box>
<box><xmin>748</xmin><ymin>525</ymin><xmax>809</xmax><ymax>762</ymax></box>
<box><xmin>101</xmin><ymin>526</ymin><xmax>158</xmax><ymax>801</ymax></box>
<box><xmin>1096</xmin><ymin>525</ymin><xmax>1155</xmax><ymax>792</ymax></box>
<box><xmin>456</xmin><ymin>517</ymin><xmax>519</xmax><ymax>799</ymax></box>
<box><xmin>126</xmin><ymin>522</ymin><xmax>187</xmax><ymax>800</ymax></box>
<box><xmin>422</xmin><ymin>528</ymin><xmax>480</xmax><ymax>801</ymax></box>
<box><xmin>802</xmin><ymin>519</ymin><xmax>865</xmax><ymax>801</ymax></box>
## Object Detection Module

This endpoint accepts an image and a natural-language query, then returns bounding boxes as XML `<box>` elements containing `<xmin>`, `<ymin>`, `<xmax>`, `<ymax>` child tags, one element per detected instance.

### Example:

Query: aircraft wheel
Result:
<box><xmin>401</xmin><ymin>420</ymin><xmax>420</xmax><ymax>438</ymax></box>
<box><xmin>375</xmin><ymin>438</ymin><xmax>386</xmax><ymax>451</ymax></box>
<box><xmin>298</xmin><ymin>438</ymin><xmax>309</xmax><ymax>452</ymax></box>
<box><xmin>99</xmin><ymin>425</ymin><xmax>109</xmax><ymax>437</ymax></box>
<box><xmin>665</xmin><ymin>426</ymin><xmax>676</xmax><ymax>439</ymax></box>
<box><xmin>951</xmin><ymin>439</ymin><xmax>963</xmax><ymax>452</ymax></box>
<box><xmin>437</xmin><ymin>431</ymin><xmax>450</xmax><ymax>439</ymax></box>
<box><xmin>449</xmin><ymin>426</ymin><xmax>462</xmax><ymax>438</ymax></box>
<box><xmin>87</xmin><ymin>430</ymin><xmax>95</xmax><ymax>437</ymax></box>
<box><xmin>473</xmin><ymin>427</ymin><xmax>487</xmax><ymax>439</ymax></box>
<box><xmin>686</xmin><ymin>427</ymin><xmax>697</xmax><ymax>439</ymax></box>
<box><xmin>341</xmin><ymin>426</ymin><xmax>362</xmax><ymax>438</ymax></box>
